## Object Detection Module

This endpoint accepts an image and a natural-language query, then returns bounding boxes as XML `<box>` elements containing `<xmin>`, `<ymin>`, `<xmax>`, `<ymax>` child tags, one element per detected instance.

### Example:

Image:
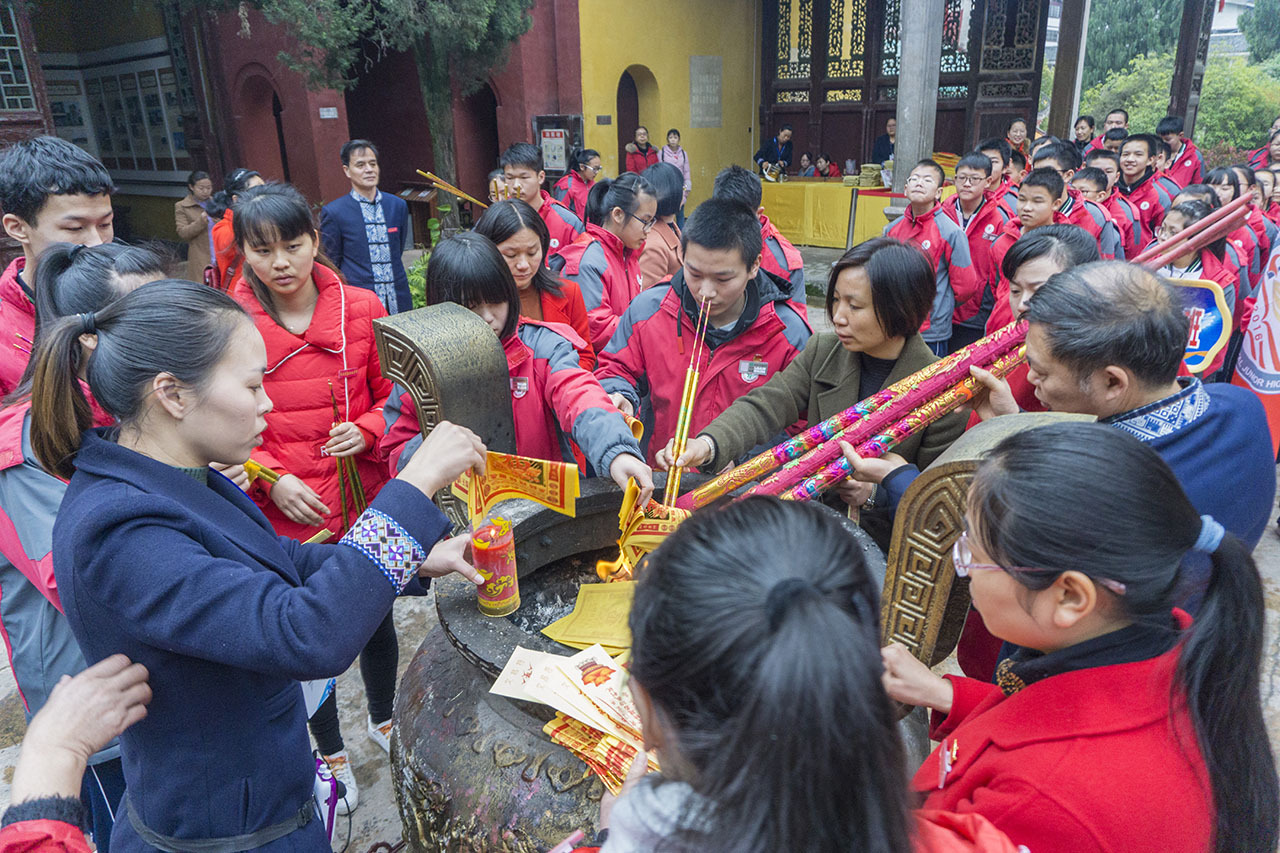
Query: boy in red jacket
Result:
<box><xmin>594</xmin><ymin>197</ymin><xmax>811</xmax><ymax>464</ymax></box>
<box><xmin>1085</xmin><ymin>149</ymin><xmax>1147</xmax><ymax>249</ymax></box>
<box><xmin>978</xmin><ymin>138</ymin><xmax>1020</xmax><ymax>211</ymax></box>
<box><xmin>0</xmin><ymin>136</ymin><xmax>114</xmax><ymax>396</ymax></box>
<box><xmin>501</xmin><ymin>142</ymin><xmax>584</xmax><ymax>253</ymax></box>
<box><xmin>942</xmin><ymin>153</ymin><xmax>1013</xmax><ymax>352</ymax></box>
<box><xmin>985</xmin><ymin>168</ymin><xmax>1068</xmax><ymax>332</ymax></box>
<box><xmin>1117</xmin><ymin>134</ymin><xmax>1173</xmax><ymax>236</ymax></box>
<box><xmin>1073</xmin><ymin>166</ymin><xmax>1140</xmax><ymax>259</ymax></box>
<box><xmin>1158</xmin><ymin>114</ymin><xmax>1205</xmax><ymax>188</ymax></box>
<box><xmin>711</xmin><ymin>165</ymin><xmax>807</xmax><ymax>311</ymax></box>
<box><xmin>1031</xmin><ymin>142</ymin><xmax>1124</xmax><ymax>259</ymax></box>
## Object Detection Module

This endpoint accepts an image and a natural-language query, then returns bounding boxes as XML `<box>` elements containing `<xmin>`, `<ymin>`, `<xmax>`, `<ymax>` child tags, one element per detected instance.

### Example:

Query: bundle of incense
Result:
<box><xmin>664</xmin><ymin>296</ymin><xmax>711</xmax><ymax>505</ymax></box>
<box><xmin>676</xmin><ymin>320</ymin><xmax>1026</xmax><ymax>510</ymax></box>
<box><xmin>777</xmin><ymin>345</ymin><xmax>1027</xmax><ymax>501</ymax></box>
<box><xmin>329</xmin><ymin>382</ymin><xmax>368</xmax><ymax>532</ymax></box>
<box><xmin>414</xmin><ymin>169</ymin><xmax>489</xmax><ymax>209</ymax></box>
<box><xmin>243</xmin><ymin>459</ymin><xmax>280</xmax><ymax>486</ymax></box>
<box><xmin>743</xmin><ymin>322</ymin><xmax>1027</xmax><ymax>499</ymax></box>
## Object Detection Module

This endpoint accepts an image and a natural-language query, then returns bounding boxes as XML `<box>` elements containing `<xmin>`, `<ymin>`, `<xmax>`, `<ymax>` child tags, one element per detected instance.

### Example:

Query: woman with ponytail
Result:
<box><xmin>549</xmin><ymin>172</ymin><xmax>656</xmax><ymax>351</ymax></box>
<box><xmin>0</xmin><ymin>242</ymin><xmax>163</xmax><ymax>851</ymax></box>
<box><xmin>882</xmin><ymin>421</ymin><xmax>1279</xmax><ymax>853</ymax></box>
<box><xmin>34</xmin><ymin>278</ymin><xmax>485</xmax><ymax>851</ymax></box>
<box><xmin>571</xmin><ymin>497</ymin><xmax>1020</xmax><ymax>853</ymax></box>
<box><xmin>552</xmin><ymin>148</ymin><xmax>602</xmax><ymax>221</ymax></box>
<box><xmin>231</xmin><ymin>182</ymin><xmax>404</xmax><ymax>808</ymax></box>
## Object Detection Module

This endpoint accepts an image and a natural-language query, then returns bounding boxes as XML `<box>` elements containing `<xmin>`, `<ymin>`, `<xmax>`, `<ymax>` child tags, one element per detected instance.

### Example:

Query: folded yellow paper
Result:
<box><xmin>452</xmin><ymin>451</ymin><xmax>579</xmax><ymax>523</ymax></box>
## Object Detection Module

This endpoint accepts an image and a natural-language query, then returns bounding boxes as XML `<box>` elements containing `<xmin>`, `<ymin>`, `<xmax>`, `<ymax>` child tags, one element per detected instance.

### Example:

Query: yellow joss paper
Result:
<box><xmin>542</xmin><ymin>582</ymin><xmax>635</xmax><ymax>651</ymax></box>
<box><xmin>452</xmin><ymin>451</ymin><xmax>579</xmax><ymax>523</ymax></box>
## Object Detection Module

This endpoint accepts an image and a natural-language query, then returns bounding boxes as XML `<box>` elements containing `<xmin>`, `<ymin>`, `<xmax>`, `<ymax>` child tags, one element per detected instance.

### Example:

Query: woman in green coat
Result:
<box><xmin>657</xmin><ymin>237</ymin><xmax>967</xmax><ymax>545</ymax></box>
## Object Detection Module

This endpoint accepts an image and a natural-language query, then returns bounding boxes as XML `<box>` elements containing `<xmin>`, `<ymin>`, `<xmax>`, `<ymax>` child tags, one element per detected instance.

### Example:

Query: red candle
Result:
<box><xmin>472</xmin><ymin>513</ymin><xmax>520</xmax><ymax>617</ymax></box>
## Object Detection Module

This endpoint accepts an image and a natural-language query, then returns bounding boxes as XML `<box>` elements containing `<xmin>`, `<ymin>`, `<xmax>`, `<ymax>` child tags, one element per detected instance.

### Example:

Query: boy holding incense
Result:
<box><xmin>594</xmin><ymin>198</ymin><xmax>810</xmax><ymax>465</ymax></box>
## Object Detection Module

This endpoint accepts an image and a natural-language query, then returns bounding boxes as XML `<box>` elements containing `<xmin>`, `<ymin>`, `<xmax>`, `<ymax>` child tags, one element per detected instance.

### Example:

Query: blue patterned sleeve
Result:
<box><xmin>339</xmin><ymin>506</ymin><xmax>430</xmax><ymax>594</ymax></box>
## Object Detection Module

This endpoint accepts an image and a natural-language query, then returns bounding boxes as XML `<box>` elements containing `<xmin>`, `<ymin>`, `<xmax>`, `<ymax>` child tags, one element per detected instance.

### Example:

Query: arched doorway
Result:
<box><xmin>615</xmin><ymin>65</ymin><xmax>660</xmax><ymax>172</ymax></box>
<box><xmin>236</xmin><ymin>73</ymin><xmax>286</xmax><ymax>182</ymax></box>
<box><xmin>454</xmin><ymin>82</ymin><xmax>500</xmax><ymax>210</ymax></box>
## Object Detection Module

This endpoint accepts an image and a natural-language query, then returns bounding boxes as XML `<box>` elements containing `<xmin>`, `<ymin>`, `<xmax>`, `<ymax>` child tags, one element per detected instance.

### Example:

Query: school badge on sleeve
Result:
<box><xmin>510</xmin><ymin>376</ymin><xmax>529</xmax><ymax>398</ymax></box>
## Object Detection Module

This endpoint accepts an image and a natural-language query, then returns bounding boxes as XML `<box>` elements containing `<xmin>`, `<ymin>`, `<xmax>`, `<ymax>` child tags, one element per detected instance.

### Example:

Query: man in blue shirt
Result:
<box><xmin>320</xmin><ymin>140</ymin><xmax>412</xmax><ymax>313</ymax></box>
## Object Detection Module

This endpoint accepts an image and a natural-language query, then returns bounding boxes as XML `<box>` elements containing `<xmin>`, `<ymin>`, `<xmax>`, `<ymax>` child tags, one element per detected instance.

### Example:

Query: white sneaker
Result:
<box><xmin>322</xmin><ymin>750</ymin><xmax>359</xmax><ymax>815</ymax></box>
<box><xmin>367</xmin><ymin>716</ymin><xmax>393</xmax><ymax>754</ymax></box>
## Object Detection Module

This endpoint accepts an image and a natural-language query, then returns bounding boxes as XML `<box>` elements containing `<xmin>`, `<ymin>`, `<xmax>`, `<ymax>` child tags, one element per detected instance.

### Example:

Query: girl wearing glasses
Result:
<box><xmin>881</xmin><ymin>422</ymin><xmax>1277</xmax><ymax>853</ymax></box>
<box><xmin>552</xmin><ymin>148</ymin><xmax>603</xmax><ymax>222</ymax></box>
<box><xmin>549</xmin><ymin>172</ymin><xmax>657</xmax><ymax>352</ymax></box>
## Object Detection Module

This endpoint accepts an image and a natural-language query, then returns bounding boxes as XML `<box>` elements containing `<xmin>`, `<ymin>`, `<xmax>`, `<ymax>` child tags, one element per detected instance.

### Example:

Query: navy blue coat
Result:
<box><xmin>319</xmin><ymin>192</ymin><xmax>412</xmax><ymax>314</ymax></box>
<box><xmin>53</xmin><ymin>430</ymin><xmax>449</xmax><ymax>851</ymax></box>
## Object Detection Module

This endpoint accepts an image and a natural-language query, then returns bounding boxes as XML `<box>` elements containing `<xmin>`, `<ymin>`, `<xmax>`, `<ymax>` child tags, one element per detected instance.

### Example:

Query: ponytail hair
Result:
<box><xmin>970</xmin><ymin>422</ymin><xmax>1278</xmax><ymax>853</ymax></box>
<box><xmin>29</xmin><ymin>280</ymin><xmax>247</xmax><ymax>479</ymax></box>
<box><xmin>570</xmin><ymin>148</ymin><xmax>600</xmax><ymax>176</ymax></box>
<box><xmin>629</xmin><ymin>497</ymin><xmax>913</xmax><ymax>853</ymax></box>
<box><xmin>584</xmin><ymin>171</ymin><xmax>655</xmax><ymax>227</ymax></box>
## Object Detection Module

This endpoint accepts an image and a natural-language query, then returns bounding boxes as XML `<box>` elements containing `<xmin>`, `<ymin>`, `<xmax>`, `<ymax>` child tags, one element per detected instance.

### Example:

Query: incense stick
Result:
<box><xmin>415</xmin><ymin>169</ymin><xmax>489</xmax><ymax>209</ymax></box>
<box><xmin>663</xmin><ymin>296</ymin><xmax>711</xmax><ymax>505</ymax></box>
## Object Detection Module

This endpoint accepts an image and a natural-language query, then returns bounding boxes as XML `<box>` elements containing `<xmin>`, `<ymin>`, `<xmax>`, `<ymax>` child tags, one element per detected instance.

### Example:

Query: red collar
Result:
<box><xmin>905</xmin><ymin>202</ymin><xmax>942</xmax><ymax>226</ymax></box>
<box><xmin>234</xmin><ymin>263</ymin><xmax>348</xmax><ymax>357</ymax></box>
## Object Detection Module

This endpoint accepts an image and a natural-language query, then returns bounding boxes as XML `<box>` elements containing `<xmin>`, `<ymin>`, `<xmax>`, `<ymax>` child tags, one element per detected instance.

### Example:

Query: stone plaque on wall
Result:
<box><xmin>689</xmin><ymin>55</ymin><xmax>722</xmax><ymax>128</ymax></box>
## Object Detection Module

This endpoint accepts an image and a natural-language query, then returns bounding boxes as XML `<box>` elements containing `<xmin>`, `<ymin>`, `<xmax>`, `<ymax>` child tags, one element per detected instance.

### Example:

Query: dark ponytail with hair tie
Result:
<box><xmin>585</xmin><ymin>171</ymin><xmax>656</xmax><ymax>227</ymax></box>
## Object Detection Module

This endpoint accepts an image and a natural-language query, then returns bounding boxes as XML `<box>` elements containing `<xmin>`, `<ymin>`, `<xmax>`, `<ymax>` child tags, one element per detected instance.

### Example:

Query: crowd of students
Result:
<box><xmin>0</xmin><ymin>102</ymin><xmax>1276</xmax><ymax>852</ymax></box>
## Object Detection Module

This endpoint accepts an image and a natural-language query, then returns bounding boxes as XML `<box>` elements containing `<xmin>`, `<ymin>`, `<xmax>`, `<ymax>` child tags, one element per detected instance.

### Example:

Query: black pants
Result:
<box><xmin>948</xmin><ymin>324</ymin><xmax>985</xmax><ymax>354</ymax></box>
<box><xmin>81</xmin><ymin>756</ymin><xmax>126</xmax><ymax>852</ymax></box>
<box><xmin>309</xmin><ymin>610</ymin><xmax>399</xmax><ymax>755</ymax></box>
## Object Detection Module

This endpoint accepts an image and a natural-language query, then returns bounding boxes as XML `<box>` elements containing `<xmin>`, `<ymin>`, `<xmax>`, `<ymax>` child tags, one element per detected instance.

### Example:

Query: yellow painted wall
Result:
<box><xmin>578</xmin><ymin>0</ymin><xmax>762</xmax><ymax>210</ymax></box>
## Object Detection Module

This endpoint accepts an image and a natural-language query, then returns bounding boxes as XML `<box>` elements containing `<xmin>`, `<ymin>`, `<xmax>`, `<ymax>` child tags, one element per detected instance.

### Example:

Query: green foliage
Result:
<box><xmin>1080</xmin><ymin>53</ymin><xmax>1280</xmax><ymax>150</ymax></box>
<box><xmin>1240</xmin><ymin>0</ymin><xmax>1280</xmax><ymax>64</ymax></box>
<box><xmin>1260</xmin><ymin>53</ymin><xmax>1280</xmax><ymax>83</ymax></box>
<box><xmin>1081</xmin><ymin>0</ymin><xmax>1182</xmax><ymax>91</ymax></box>
<box><xmin>406</xmin><ymin>252</ymin><xmax>429</xmax><ymax>310</ymax></box>
<box><xmin>1038</xmin><ymin>63</ymin><xmax>1054</xmax><ymax>125</ymax></box>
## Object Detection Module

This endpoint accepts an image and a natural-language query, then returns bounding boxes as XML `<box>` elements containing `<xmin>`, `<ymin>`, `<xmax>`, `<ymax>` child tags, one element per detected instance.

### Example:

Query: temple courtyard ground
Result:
<box><xmin>0</xmin><ymin>246</ymin><xmax>1274</xmax><ymax>851</ymax></box>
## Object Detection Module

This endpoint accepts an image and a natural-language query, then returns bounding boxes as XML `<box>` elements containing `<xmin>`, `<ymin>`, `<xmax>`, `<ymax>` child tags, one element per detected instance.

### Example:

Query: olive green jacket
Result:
<box><xmin>700</xmin><ymin>332</ymin><xmax>967</xmax><ymax>471</ymax></box>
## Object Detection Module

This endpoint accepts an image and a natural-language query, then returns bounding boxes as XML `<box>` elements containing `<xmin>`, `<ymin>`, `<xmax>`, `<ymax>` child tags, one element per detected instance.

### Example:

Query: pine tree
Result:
<box><xmin>1240</xmin><ymin>0</ymin><xmax>1280</xmax><ymax>65</ymax></box>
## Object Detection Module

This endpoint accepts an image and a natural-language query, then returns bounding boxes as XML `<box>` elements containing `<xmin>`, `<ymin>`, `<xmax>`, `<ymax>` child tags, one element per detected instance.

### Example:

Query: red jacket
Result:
<box><xmin>383</xmin><ymin>319</ymin><xmax>640</xmax><ymax>475</ymax></box>
<box><xmin>0</xmin><ymin>258</ymin><xmax>34</xmax><ymax>397</ymax></box>
<box><xmin>534</xmin><ymin>279</ymin><xmax>594</xmax><ymax>369</ymax></box>
<box><xmin>1059</xmin><ymin>187</ymin><xmax>1123</xmax><ymax>260</ymax></box>
<box><xmin>550</xmin><ymin>224</ymin><xmax>643</xmax><ymax>352</ymax></box>
<box><xmin>1266</xmin><ymin>201</ymin><xmax>1280</xmax><ymax>226</ymax></box>
<box><xmin>594</xmin><ymin>270</ymin><xmax>811</xmax><ymax>464</ymax></box>
<box><xmin>0</xmin><ymin>819</ymin><xmax>92</xmax><ymax>853</ymax></box>
<box><xmin>941</xmin><ymin>193</ymin><xmax>1013</xmax><ymax>324</ymax></box>
<box><xmin>1247</xmin><ymin>205</ymin><xmax>1274</xmax><ymax>278</ymax></box>
<box><xmin>625</xmin><ymin>144</ymin><xmax>660</xmax><ymax>175</ymax></box>
<box><xmin>1117</xmin><ymin>170</ymin><xmax>1173</xmax><ymax>237</ymax></box>
<box><xmin>985</xmin><ymin>214</ymin><xmax>1069</xmax><ymax>333</ymax></box>
<box><xmin>1227</xmin><ymin>224</ymin><xmax>1262</xmax><ymax>292</ymax></box>
<box><xmin>758</xmin><ymin>213</ymin><xmax>807</xmax><ymax>312</ymax></box>
<box><xmin>992</xmin><ymin>178</ymin><xmax>1020</xmax><ymax>212</ymax></box>
<box><xmin>916</xmin><ymin>612</ymin><xmax>1213</xmax><ymax>853</ymax></box>
<box><xmin>537</xmin><ymin>190</ymin><xmax>584</xmax><ymax>253</ymax></box>
<box><xmin>1102</xmin><ymin>188</ymin><xmax>1144</xmax><ymax>257</ymax></box>
<box><xmin>1166</xmin><ymin>138</ymin><xmax>1205</xmax><ymax>188</ymax></box>
<box><xmin>233</xmin><ymin>264</ymin><xmax>392</xmax><ymax>540</ymax></box>
<box><xmin>552</xmin><ymin>170</ymin><xmax>593</xmax><ymax>222</ymax></box>
<box><xmin>885</xmin><ymin>203</ymin><xmax>979</xmax><ymax>343</ymax></box>
<box><xmin>212</xmin><ymin>208</ymin><xmax>239</xmax><ymax>288</ymax></box>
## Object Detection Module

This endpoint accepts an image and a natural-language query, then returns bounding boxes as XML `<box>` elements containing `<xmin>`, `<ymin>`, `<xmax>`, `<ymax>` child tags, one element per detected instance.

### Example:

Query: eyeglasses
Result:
<box><xmin>951</xmin><ymin>532</ymin><xmax>1127</xmax><ymax>595</ymax></box>
<box><xmin>585</xmin><ymin>164</ymin><xmax>604</xmax><ymax>174</ymax></box>
<box><xmin>906</xmin><ymin>174</ymin><xmax>937</xmax><ymax>185</ymax></box>
<box><xmin>954</xmin><ymin>174</ymin><xmax>985</xmax><ymax>185</ymax></box>
<box><xmin>629</xmin><ymin>213</ymin><xmax>657</xmax><ymax>231</ymax></box>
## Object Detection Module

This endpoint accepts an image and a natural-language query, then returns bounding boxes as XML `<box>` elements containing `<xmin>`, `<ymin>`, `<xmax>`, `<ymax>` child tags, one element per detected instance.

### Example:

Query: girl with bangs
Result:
<box><xmin>231</xmin><ymin>182</ymin><xmax>396</xmax><ymax>811</ymax></box>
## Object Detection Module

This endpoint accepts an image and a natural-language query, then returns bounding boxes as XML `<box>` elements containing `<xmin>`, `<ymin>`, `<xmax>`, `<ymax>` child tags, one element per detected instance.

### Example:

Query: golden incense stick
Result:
<box><xmin>415</xmin><ymin>169</ymin><xmax>489</xmax><ymax>209</ymax></box>
<box><xmin>663</xmin><ymin>296</ymin><xmax>711</xmax><ymax>505</ymax></box>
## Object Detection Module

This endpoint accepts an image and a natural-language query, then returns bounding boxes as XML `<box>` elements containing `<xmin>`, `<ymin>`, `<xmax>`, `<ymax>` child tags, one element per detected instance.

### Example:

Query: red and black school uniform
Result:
<box><xmin>1165</xmin><ymin>137</ymin><xmax>1205</xmax><ymax>188</ymax></box>
<box><xmin>552</xmin><ymin>170</ymin><xmax>593</xmax><ymax>222</ymax></box>
<box><xmin>942</xmin><ymin>192</ymin><xmax>1013</xmax><ymax>349</ymax></box>
<box><xmin>1117</xmin><ymin>168</ymin><xmax>1174</xmax><ymax>238</ymax></box>
<box><xmin>885</xmin><ymin>203</ymin><xmax>979</xmax><ymax>353</ymax></box>
<box><xmin>1059</xmin><ymin>186</ymin><xmax>1124</xmax><ymax>260</ymax></box>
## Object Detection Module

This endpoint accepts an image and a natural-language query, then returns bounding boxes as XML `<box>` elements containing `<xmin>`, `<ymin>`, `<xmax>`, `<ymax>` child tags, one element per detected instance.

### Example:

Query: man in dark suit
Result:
<box><xmin>319</xmin><ymin>140</ymin><xmax>412</xmax><ymax>313</ymax></box>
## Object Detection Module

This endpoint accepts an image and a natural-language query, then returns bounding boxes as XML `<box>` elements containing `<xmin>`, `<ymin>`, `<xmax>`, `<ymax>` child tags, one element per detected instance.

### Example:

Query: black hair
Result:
<box><xmin>1085</xmin><ymin>148</ymin><xmax>1121</xmax><ymax>169</ymax></box>
<box><xmin>487</xmin><ymin>168</ymin><xmax>505</xmax><ymax>183</ymax></box>
<box><xmin>913</xmin><ymin>158</ymin><xmax>945</xmax><ymax>185</ymax></box>
<box><xmin>1000</xmin><ymin>223</ymin><xmax>1099</xmax><ymax>282</ymax></box>
<box><xmin>1165</xmin><ymin>200</ymin><xmax>1226</xmax><ymax>260</ymax></box>
<box><xmin>0</xmin><ymin>136</ymin><xmax>115</xmax><ymax>226</ymax></box>
<box><xmin>779</xmin><ymin>123</ymin><xmax>793</xmax><ymax>133</ymax></box>
<box><xmin>186</xmin><ymin>170</ymin><xmax>211</xmax><ymax>188</ymax></box>
<box><xmin>1105</xmin><ymin>108</ymin><xmax>1129</xmax><ymax>123</ymax></box>
<box><xmin>1025</xmin><ymin>260</ymin><xmax>1188</xmax><ymax>386</ymax></box>
<box><xmin>642</xmin><ymin>162</ymin><xmax>685</xmax><ymax>218</ymax></box>
<box><xmin>825</xmin><ymin>237</ymin><xmax>934</xmax><ymax>338</ymax></box>
<box><xmin>1028</xmin><ymin>135</ymin><xmax>1057</xmax><ymax>156</ymax></box>
<box><xmin>629</xmin><ymin>497</ymin><xmax>913</xmax><ymax>853</ymax></box>
<box><xmin>1176</xmin><ymin>183</ymin><xmax>1221</xmax><ymax>209</ymax></box>
<box><xmin>712</xmin><ymin>164</ymin><xmax>763</xmax><ymax>211</ymax></box>
<box><xmin>799</xmin><ymin>151</ymin><xmax>813</xmax><ymax>164</ymax></box>
<box><xmin>682</xmin><ymin>198</ymin><xmax>763</xmax><ymax>269</ymax></box>
<box><xmin>223</xmin><ymin>168</ymin><xmax>261</xmax><ymax>197</ymax></box>
<box><xmin>1032</xmin><ymin>141</ymin><xmax>1082</xmax><ymax>172</ymax></box>
<box><xmin>1072</xmin><ymin>167</ymin><xmax>1107</xmax><ymax>193</ymax></box>
<box><xmin>1009</xmin><ymin>149</ymin><xmax>1027</xmax><ymax>170</ymax></box>
<box><xmin>6</xmin><ymin>241</ymin><xmax>167</xmax><ymax>404</ymax></box>
<box><xmin>1156</xmin><ymin>139</ymin><xmax>1173</xmax><ymax>159</ymax></box>
<box><xmin>1123</xmin><ymin>133</ymin><xmax>1158</xmax><ymax>159</ymax></box>
<box><xmin>585</xmin><ymin>172</ymin><xmax>656</xmax><ymax>228</ymax></box>
<box><xmin>1021</xmin><ymin>167</ymin><xmax>1064</xmax><ymax>200</ymax></box>
<box><xmin>978</xmin><ymin>137</ymin><xmax>1012</xmax><ymax>167</ymax></box>
<box><xmin>634</xmin><ymin>125</ymin><xmax>649</xmax><ymax>136</ymax></box>
<box><xmin>816</xmin><ymin>152</ymin><xmax>831</xmax><ymax>165</ymax></box>
<box><xmin>1075</xmin><ymin>114</ymin><xmax>1095</xmax><ymax>130</ymax></box>
<box><xmin>1103</xmin><ymin>127</ymin><xmax>1130</xmax><ymax>143</ymax></box>
<box><xmin>1006</xmin><ymin>117</ymin><xmax>1028</xmax><ymax>134</ymax></box>
<box><xmin>1204</xmin><ymin>167</ymin><xmax>1241</xmax><ymax>201</ymax></box>
<box><xmin>499</xmin><ymin>142</ymin><xmax>544</xmax><ymax>174</ymax></box>
<box><xmin>340</xmin><ymin>139</ymin><xmax>378</xmax><ymax>166</ymax></box>
<box><xmin>1157</xmin><ymin>115</ymin><xmax>1185</xmax><ymax>136</ymax></box>
<box><xmin>570</xmin><ymin>148</ymin><xmax>601</xmax><ymax>175</ymax></box>
<box><xmin>425</xmin><ymin>232</ymin><xmax>519</xmax><ymax>340</ymax></box>
<box><xmin>472</xmin><ymin>198</ymin><xmax>563</xmax><ymax>297</ymax></box>
<box><xmin>956</xmin><ymin>153</ymin><xmax>994</xmax><ymax>177</ymax></box>
<box><xmin>969</xmin><ymin>422</ymin><xmax>1279</xmax><ymax>853</ymax></box>
<box><xmin>29</xmin><ymin>280</ymin><xmax>248</xmax><ymax>479</ymax></box>
<box><xmin>666</xmin><ymin>128</ymin><xmax>680</xmax><ymax>139</ymax></box>
<box><xmin>1229</xmin><ymin>163</ymin><xmax>1256</xmax><ymax>188</ymax></box>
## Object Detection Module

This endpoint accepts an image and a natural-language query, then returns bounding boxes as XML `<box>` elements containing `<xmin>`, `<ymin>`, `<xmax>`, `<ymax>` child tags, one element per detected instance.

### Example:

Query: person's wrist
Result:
<box><xmin>11</xmin><ymin>743</ymin><xmax>88</xmax><ymax>803</ymax></box>
<box><xmin>696</xmin><ymin>433</ymin><xmax>715</xmax><ymax>463</ymax></box>
<box><xmin>932</xmin><ymin>676</ymin><xmax>954</xmax><ymax>715</ymax></box>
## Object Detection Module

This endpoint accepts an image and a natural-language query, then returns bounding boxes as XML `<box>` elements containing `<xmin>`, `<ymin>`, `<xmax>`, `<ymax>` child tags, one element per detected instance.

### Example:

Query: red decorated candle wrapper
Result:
<box><xmin>781</xmin><ymin>344</ymin><xmax>1027</xmax><ymax>501</ymax></box>
<box><xmin>679</xmin><ymin>321</ymin><xmax>1027</xmax><ymax>509</ymax></box>
<box><xmin>473</xmin><ymin>513</ymin><xmax>520</xmax><ymax>617</ymax></box>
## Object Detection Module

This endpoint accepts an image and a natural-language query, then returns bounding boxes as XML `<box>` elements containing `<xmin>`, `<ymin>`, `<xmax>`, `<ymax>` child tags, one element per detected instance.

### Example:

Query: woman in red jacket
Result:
<box><xmin>384</xmin><ymin>232</ymin><xmax>653</xmax><ymax>503</ymax></box>
<box><xmin>231</xmin><ymin>182</ymin><xmax>396</xmax><ymax>814</ymax></box>
<box><xmin>473</xmin><ymin>199</ymin><xmax>594</xmax><ymax>369</ymax></box>
<box><xmin>882</xmin><ymin>422</ymin><xmax>1279</xmax><ymax>853</ymax></box>
<box><xmin>624</xmin><ymin>126</ymin><xmax>660</xmax><ymax>174</ymax></box>
<box><xmin>549</xmin><ymin>173</ymin><xmax>657</xmax><ymax>352</ymax></box>
<box><xmin>208</xmin><ymin>168</ymin><xmax>262</xmax><ymax>289</ymax></box>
